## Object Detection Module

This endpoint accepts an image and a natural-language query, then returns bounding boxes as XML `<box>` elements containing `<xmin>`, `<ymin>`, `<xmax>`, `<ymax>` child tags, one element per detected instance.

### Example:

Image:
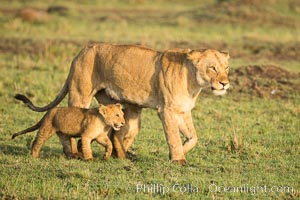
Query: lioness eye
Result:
<box><xmin>116</xmin><ymin>114</ymin><xmax>120</xmax><ymax>118</ymax></box>
<box><xmin>210</xmin><ymin>66</ymin><xmax>217</xmax><ymax>72</ymax></box>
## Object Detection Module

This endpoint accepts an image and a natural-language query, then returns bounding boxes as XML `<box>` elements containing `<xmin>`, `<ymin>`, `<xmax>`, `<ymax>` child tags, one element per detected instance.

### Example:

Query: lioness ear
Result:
<box><xmin>187</xmin><ymin>50</ymin><xmax>202</xmax><ymax>62</ymax></box>
<box><xmin>98</xmin><ymin>104</ymin><xmax>106</xmax><ymax>116</ymax></box>
<box><xmin>221</xmin><ymin>51</ymin><xmax>230</xmax><ymax>59</ymax></box>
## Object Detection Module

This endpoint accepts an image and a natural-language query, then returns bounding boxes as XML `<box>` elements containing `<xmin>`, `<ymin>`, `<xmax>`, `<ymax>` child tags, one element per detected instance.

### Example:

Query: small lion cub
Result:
<box><xmin>12</xmin><ymin>104</ymin><xmax>125</xmax><ymax>160</ymax></box>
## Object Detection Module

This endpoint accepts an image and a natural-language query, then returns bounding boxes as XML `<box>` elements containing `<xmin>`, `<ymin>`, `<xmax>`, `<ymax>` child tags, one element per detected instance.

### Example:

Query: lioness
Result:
<box><xmin>15</xmin><ymin>44</ymin><xmax>230</xmax><ymax>164</ymax></box>
<box><xmin>12</xmin><ymin>103</ymin><xmax>125</xmax><ymax>160</ymax></box>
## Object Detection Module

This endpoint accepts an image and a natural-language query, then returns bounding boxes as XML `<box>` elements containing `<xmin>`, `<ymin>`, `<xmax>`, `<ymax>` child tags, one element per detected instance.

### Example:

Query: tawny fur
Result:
<box><xmin>12</xmin><ymin>104</ymin><xmax>125</xmax><ymax>160</ymax></box>
<box><xmin>15</xmin><ymin>44</ymin><xmax>230</xmax><ymax>164</ymax></box>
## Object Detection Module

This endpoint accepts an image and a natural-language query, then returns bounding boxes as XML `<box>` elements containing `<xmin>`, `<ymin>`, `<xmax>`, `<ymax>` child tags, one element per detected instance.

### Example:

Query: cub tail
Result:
<box><xmin>12</xmin><ymin>116</ymin><xmax>44</xmax><ymax>139</ymax></box>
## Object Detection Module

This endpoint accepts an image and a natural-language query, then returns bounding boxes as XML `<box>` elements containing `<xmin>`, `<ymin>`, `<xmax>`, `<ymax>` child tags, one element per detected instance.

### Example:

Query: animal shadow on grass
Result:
<box><xmin>110</xmin><ymin>147</ymin><xmax>139</xmax><ymax>162</ymax></box>
<box><xmin>0</xmin><ymin>143</ymin><xmax>62</xmax><ymax>159</ymax></box>
<box><xmin>126</xmin><ymin>151</ymin><xmax>139</xmax><ymax>162</ymax></box>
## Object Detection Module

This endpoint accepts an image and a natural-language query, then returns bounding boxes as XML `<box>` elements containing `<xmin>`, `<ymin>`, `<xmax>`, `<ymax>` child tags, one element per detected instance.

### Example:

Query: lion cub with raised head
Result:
<box><xmin>12</xmin><ymin>103</ymin><xmax>125</xmax><ymax>160</ymax></box>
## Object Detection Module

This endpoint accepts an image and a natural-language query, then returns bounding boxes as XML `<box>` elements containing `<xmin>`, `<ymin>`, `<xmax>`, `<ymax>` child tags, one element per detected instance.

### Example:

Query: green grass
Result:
<box><xmin>0</xmin><ymin>0</ymin><xmax>299</xmax><ymax>199</ymax></box>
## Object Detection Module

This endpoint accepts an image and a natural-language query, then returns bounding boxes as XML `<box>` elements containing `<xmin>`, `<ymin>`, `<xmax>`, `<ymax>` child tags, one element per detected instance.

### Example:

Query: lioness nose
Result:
<box><xmin>219</xmin><ymin>79</ymin><xmax>230</xmax><ymax>90</ymax></box>
<box><xmin>219</xmin><ymin>81</ymin><xmax>228</xmax><ymax>86</ymax></box>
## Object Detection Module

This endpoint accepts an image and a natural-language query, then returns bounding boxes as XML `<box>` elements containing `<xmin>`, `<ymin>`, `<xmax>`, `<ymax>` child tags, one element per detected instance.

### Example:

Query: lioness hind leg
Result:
<box><xmin>95</xmin><ymin>135</ymin><xmax>113</xmax><ymax>160</ymax></box>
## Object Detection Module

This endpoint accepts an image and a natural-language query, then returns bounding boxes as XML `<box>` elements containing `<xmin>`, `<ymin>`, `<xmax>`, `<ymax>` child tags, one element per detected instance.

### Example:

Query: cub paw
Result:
<box><xmin>103</xmin><ymin>155</ymin><xmax>110</xmax><ymax>160</ymax></box>
<box><xmin>172</xmin><ymin>159</ymin><xmax>187</xmax><ymax>166</ymax></box>
<box><xmin>83</xmin><ymin>157</ymin><xmax>94</xmax><ymax>161</ymax></box>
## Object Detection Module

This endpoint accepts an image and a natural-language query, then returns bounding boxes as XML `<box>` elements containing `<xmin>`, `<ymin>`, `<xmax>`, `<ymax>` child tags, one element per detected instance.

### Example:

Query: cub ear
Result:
<box><xmin>221</xmin><ymin>51</ymin><xmax>230</xmax><ymax>59</ymax></box>
<box><xmin>115</xmin><ymin>103</ymin><xmax>124</xmax><ymax>110</ymax></box>
<box><xmin>98</xmin><ymin>104</ymin><xmax>107</xmax><ymax>116</ymax></box>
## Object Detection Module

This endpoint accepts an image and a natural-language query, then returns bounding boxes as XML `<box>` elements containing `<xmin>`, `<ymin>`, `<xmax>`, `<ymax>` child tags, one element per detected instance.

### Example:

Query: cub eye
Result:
<box><xmin>116</xmin><ymin>114</ymin><xmax>120</xmax><ymax>118</ymax></box>
<box><xmin>209</xmin><ymin>66</ymin><xmax>217</xmax><ymax>72</ymax></box>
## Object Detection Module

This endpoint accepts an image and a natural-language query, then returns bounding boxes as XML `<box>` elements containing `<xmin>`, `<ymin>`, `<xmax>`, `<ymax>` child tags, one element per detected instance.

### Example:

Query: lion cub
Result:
<box><xmin>12</xmin><ymin>104</ymin><xmax>125</xmax><ymax>160</ymax></box>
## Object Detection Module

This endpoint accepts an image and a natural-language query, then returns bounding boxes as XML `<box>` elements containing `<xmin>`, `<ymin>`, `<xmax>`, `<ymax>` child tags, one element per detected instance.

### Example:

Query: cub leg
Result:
<box><xmin>68</xmin><ymin>85</ymin><xmax>94</xmax><ymax>156</ymax></box>
<box><xmin>70</xmin><ymin>138</ymin><xmax>79</xmax><ymax>156</ymax></box>
<box><xmin>57</xmin><ymin>132</ymin><xmax>76</xmax><ymax>158</ymax></box>
<box><xmin>77</xmin><ymin>139</ymin><xmax>83</xmax><ymax>157</ymax></box>
<box><xmin>31</xmin><ymin>123</ymin><xmax>54</xmax><ymax>158</ymax></box>
<box><xmin>111</xmin><ymin>131</ymin><xmax>126</xmax><ymax>158</ymax></box>
<box><xmin>81</xmin><ymin>136</ymin><xmax>93</xmax><ymax>160</ymax></box>
<box><xmin>95</xmin><ymin>135</ymin><xmax>113</xmax><ymax>160</ymax></box>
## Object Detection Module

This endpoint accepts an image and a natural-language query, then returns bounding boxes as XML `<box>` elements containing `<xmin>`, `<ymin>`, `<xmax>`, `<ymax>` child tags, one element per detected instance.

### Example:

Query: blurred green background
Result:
<box><xmin>0</xmin><ymin>0</ymin><xmax>299</xmax><ymax>199</ymax></box>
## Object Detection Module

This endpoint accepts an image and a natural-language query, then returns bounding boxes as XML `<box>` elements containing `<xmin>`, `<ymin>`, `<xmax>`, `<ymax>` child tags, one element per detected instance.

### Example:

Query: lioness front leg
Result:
<box><xmin>176</xmin><ymin>112</ymin><xmax>198</xmax><ymax>154</ymax></box>
<box><xmin>158</xmin><ymin>108</ymin><xmax>186</xmax><ymax>165</ymax></box>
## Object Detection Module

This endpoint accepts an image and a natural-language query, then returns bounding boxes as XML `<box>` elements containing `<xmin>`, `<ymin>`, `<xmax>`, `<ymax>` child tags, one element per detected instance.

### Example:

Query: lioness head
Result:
<box><xmin>188</xmin><ymin>49</ymin><xmax>230</xmax><ymax>95</ymax></box>
<box><xmin>98</xmin><ymin>103</ymin><xmax>125</xmax><ymax>131</ymax></box>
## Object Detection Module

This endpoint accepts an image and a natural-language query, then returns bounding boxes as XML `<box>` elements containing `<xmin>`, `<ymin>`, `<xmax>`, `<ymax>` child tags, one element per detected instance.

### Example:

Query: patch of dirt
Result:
<box><xmin>230</xmin><ymin>65</ymin><xmax>300</xmax><ymax>99</ymax></box>
<box><xmin>94</xmin><ymin>8</ymin><xmax>176</xmax><ymax>26</ymax></box>
<box><xmin>47</xmin><ymin>6</ymin><xmax>69</xmax><ymax>15</ymax></box>
<box><xmin>17</xmin><ymin>8</ymin><xmax>50</xmax><ymax>23</ymax></box>
<box><xmin>196</xmin><ymin>0</ymin><xmax>299</xmax><ymax>28</ymax></box>
<box><xmin>169</xmin><ymin>41</ymin><xmax>229</xmax><ymax>52</ymax></box>
<box><xmin>170</xmin><ymin>39</ymin><xmax>300</xmax><ymax>62</ymax></box>
<box><xmin>0</xmin><ymin>8</ymin><xmax>17</xmax><ymax>14</ymax></box>
<box><xmin>0</xmin><ymin>38</ymin><xmax>43</xmax><ymax>55</ymax></box>
<box><xmin>241</xmin><ymin>39</ymin><xmax>300</xmax><ymax>61</ymax></box>
<box><xmin>0</xmin><ymin>6</ymin><xmax>69</xmax><ymax>22</ymax></box>
<box><xmin>0</xmin><ymin>38</ymin><xmax>82</xmax><ymax>55</ymax></box>
<box><xmin>91</xmin><ymin>2</ymin><xmax>298</xmax><ymax>29</ymax></box>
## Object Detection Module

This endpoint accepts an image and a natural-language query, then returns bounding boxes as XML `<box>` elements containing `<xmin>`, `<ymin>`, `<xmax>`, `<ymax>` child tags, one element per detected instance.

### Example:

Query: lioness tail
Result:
<box><xmin>14</xmin><ymin>74</ymin><xmax>69</xmax><ymax>112</ymax></box>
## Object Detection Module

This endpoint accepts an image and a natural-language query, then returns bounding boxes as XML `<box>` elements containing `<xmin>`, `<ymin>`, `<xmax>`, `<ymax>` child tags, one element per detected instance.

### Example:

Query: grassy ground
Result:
<box><xmin>0</xmin><ymin>0</ymin><xmax>299</xmax><ymax>199</ymax></box>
